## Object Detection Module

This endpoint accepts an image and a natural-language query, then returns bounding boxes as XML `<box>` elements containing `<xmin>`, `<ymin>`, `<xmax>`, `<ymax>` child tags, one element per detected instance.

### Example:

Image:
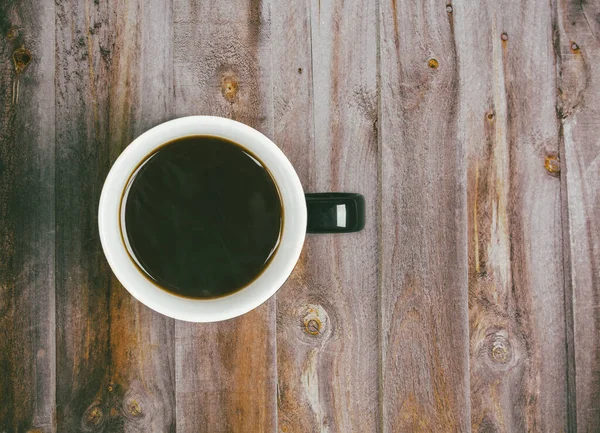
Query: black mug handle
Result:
<box><xmin>305</xmin><ymin>193</ymin><xmax>365</xmax><ymax>233</ymax></box>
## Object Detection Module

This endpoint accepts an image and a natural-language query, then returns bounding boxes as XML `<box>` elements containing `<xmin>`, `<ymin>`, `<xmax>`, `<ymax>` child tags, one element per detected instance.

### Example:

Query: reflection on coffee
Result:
<box><xmin>123</xmin><ymin>136</ymin><xmax>282</xmax><ymax>299</ymax></box>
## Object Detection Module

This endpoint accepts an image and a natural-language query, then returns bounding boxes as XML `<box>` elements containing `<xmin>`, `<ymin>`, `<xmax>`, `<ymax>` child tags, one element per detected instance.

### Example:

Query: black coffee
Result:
<box><xmin>123</xmin><ymin>135</ymin><xmax>283</xmax><ymax>299</ymax></box>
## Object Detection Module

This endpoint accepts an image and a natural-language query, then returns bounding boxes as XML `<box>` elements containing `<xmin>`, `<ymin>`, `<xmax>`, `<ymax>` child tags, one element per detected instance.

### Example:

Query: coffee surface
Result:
<box><xmin>124</xmin><ymin>135</ymin><xmax>282</xmax><ymax>298</ymax></box>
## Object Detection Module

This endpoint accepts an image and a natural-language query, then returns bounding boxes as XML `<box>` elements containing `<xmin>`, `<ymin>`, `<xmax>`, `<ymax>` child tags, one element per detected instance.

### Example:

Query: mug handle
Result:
<box><xmin>305</xmin><ymin>193</ymin><xmax>365</xmax><ymax>233</ymax></box>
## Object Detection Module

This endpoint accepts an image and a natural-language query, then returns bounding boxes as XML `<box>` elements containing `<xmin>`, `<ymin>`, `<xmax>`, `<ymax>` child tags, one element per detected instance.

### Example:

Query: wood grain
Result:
<box><xmin>454</xmin><ymin>1</ymin><xmax>568</xmax><ymax>431</ymax></box>
<box><xmin>55</xmin><ymin>0</ymin><xmax>112</xmax><ymax>427</ymax></box>
<box><xmin>273</xmin><ymin>0</ymin><xmax>379</xmax><ymax>431</ymax></box>
<box><xmin>55</xmin><ymin>0</ymin><xmax>176</xmax><ymax>430</ymax></box>
<box><xmin>4</xmin><ymin>0</ymin><xmax>600</xmax><ymax>431</ymax></box>
<box><xmin>555</xmin><ymin>0</ymin><xmax>600</xmax><ymax>430</ymax></box>
<box><xmin>379</xmin><ymin>0</ymin><xmax>471</xmax><ymax>431</ymax></box>
<box><xmin>0</xmin><ymin>0</ymin><xmax>55</xmax><ymax>431</ymax></box>
<box><xmin>105</xmin><ymin>0</ymin><xmax>176</xmax><ymax>431</ymax></box>
<box><xmin>271</xmin><ymin>0</ymin><xmax>318</xmax><ymax>429</ymax></box>
<box><xmin>172</xmin><ymin>1</ymin><xmax>277</xmax><ymax>431</ymax></box>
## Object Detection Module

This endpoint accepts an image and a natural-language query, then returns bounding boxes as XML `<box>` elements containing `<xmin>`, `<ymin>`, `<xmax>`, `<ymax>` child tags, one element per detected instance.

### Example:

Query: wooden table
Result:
<box><xmin>1</xmin><ymin>0</ymin><xmax>599</xmax><ymax>431</ymax></box>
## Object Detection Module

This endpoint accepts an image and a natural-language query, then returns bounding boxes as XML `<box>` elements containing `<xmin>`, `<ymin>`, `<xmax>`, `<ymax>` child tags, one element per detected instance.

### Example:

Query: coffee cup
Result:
<box><xmin>98</xmin><ymin>116</ymin><xmax>364</xmax><ymax>322</ymax></box>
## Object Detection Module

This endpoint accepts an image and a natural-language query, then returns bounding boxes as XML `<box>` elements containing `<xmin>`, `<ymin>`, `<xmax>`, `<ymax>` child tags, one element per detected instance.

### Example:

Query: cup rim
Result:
<box><xmin>98</xmin><ymin>116</ymin><xmax>307</xmax><ymax>322</ymax></box>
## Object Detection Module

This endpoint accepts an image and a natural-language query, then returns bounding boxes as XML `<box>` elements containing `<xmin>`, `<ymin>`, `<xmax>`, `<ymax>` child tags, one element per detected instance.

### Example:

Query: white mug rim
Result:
<box><xmin>98</xmin><ymin>116</ymin><xmax>307</xmax><ymax>322</ymax></box>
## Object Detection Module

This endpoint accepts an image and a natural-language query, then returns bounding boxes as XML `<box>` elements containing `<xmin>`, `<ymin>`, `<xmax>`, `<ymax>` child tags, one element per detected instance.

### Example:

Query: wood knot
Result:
<box><xmin>126</xmin><ymin>399</ymin><xmax>142</xmax><ymax>417</ymax></box>
<box><xmin>120</xmin><ymin>381</ymin><xmax>150</xmax><ymax>421</ymax></box>
<box><xmin>491</xmin><ymin>340</ymin><xmax>508</xmax><ymax>363</ymax></box>
<box><xmin>13</xmin><ymin>45</ymin><xmax>32</xmax><ymax>74</ymax></box>
<box><xmin>221</xmin><ymin>74</ymin><xmax>239</xmax><ymax>103</ymax></box>
<box><xmin>428</xmin><ymin>58</ymin><xmax>439</xmax><ymax>69</ymax></box>
<box><xmin>305</xmin><ymin>319</ymin><xmax>321</xmax><ymax>335</ymax></box>
<box><xmin>487</xmin><ymin>330</ymin><xmax>512</xmax><ymax>364</ymax></box>
<box><xmin>544</xmin><ymin>154</ymin><xmax>560</xmax><ymax>176</ymax></box>
<box><xmin>300</xmin><ymin>304</ymin><xmax>331</xmax><ymax>340</ymax></box>
<box><xmin>6</xmin><ymin>27</ymin><xmax>18</xmax><ymax>41</ymax></box>
<box><xmin>501</xmin><ymin>32</ymin><xmax>508</xmax><ymax>42</ymax></box>
<box><xmin>83</xmin><ymin>403</ymin><xmax>104</xmax><ymax>428</ymax></box>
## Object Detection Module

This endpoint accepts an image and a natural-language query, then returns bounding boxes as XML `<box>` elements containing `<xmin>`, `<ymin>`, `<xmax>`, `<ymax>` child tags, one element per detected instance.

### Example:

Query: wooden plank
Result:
<box><xmin>105</xmin><ymin>0</ymin><xmax>177</xmax><ymax>431</ymax></box>
<box><xmin>454</xmin><ymin>0</ymin><xmax>568</xmax><ymax>431</ymax></box>
<box><xmin>0</xmin><ymin>1</ymin><xmax>56</xmax><ymax>431</ymax></box>
<box><xmin>172</xmin><ymin>1</ymin><xmax>277</xmax><ymax>431</ymax></box>
<box><xmin>555</xmin><ymin>0</ymin><xmax>600</xmax><ymax>430</ymax></box>
<box><xmin>272</xmin><ymin>0</ymin><xmax>379</xmax><ymax>431</ymax></box>
<box><xmin>379</xmin><ymin>0</ymin><xmax>471</xmax><ymax>431</ymax></box>
<box><xmin>55</xmin><ymin>0</ymin><xmax>176</xmax><ymax>430</ymax></box>
<box><xmin>270</xmin><ymin>3</ymin><xmax>317</xmax><ymax>430</ymax></box>
<box><xmin>55</xmin><ymin>0</ymin><xmax>112</xmax><ymax>428</ymax></box>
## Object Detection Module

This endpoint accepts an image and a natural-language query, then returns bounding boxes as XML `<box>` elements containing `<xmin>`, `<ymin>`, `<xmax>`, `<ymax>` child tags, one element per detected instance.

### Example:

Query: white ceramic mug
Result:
<box><xmin>98</xmin><ymin>116</ymin><xmax>364</xmax><ymax>322</ymax></box>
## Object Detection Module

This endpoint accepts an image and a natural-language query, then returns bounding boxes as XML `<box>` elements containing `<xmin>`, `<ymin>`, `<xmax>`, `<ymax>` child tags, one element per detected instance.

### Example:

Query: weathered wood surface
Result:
<box><xmin>379</xmin><ymin>0</ymin><xmax>471</xmax><ymax>431</ymax></box>
<box><xmin>105</xmin><ymin>1</ymin><xmax>176</xmax><ymax>431</ymax></box>
<box><xmin>0</xmin><ymin>0</ymin><xmax>55</xmax><ymax>431</ymax></box>
<box><xmin>555</xmin><ymin>0</ymin><xmax>600</xmax><ymax>431</ymax></box>
<box><xmin>55</xmin><ymin>0</ymin><xmax>175</xmax><ymax>431</ymax></box>
<box><xmin>455</xmin><ymin>1</ymin><xmax>569</xmax><ymax>431</ymax></box>
<box><xmin>1</xmin><ymin>0</ymin><xmax>600</xmax><ymax>431</ymax></box>
<box><xmin>172</xmin><ymin>1</ymin><xmax>277</xmax><ymax>431</ymax></box>
<box><xmin>274</xmin><ymin>0</ymin><xmax>379</xmax><ymax>431</ymax></box>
